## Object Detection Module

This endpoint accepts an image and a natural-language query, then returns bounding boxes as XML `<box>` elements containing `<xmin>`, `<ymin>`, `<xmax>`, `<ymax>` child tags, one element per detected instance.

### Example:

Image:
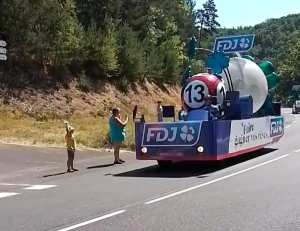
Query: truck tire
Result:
<box><xmin>157</xmin><ymin>160</ymin><xmax>172</xmax><ymax>169</ymax></box>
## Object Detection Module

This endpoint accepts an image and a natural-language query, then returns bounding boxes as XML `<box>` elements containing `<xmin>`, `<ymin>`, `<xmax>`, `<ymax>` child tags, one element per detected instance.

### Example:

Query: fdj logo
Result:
<box><xmin>142</xmin><ymin>122</ymin><xmax>202</xmax><ymax>147</ymax></box>
<box><xmin>270</xmin><ymin>118</ymin><xmax>284</xmax><ymax>137</ymax></box>
<box><xmin>213</xmin><ymin>34</ymin><xmax>255</xmax><ymax>54</ymax></box>
<box><xmin>146</xmin><ymin>127</ymin><xmax>178</xmax><ymax>142</ymax></box>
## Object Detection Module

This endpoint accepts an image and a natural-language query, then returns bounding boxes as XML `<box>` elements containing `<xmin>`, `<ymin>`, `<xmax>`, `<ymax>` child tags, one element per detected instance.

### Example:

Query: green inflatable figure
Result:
<box><xmin>243</xmin><ymin>55</ymin><xmax>279</xmax><ymax>91</ymax></box>
<box><xmin>258</xmin><ymin>61</ymin><xmax>279</xmax><ymax>90</ymax></box>
<box><xmin>242</xmin><ymin>55</ymin><xmax>279</xmax><ymax>116</ymax></box>
<box><xmin>180</xmin><ymin>65</ymin><xmax>192</xmax><ymax>87</ymax></box>
<box><xmin>259</xmin><ymin>61</ymin><xmax>279</xmax><ymax>115</ymax></box>
<box><xmin>181</xmin><ymin>37</ymin><xmax>198</xmax><ymax>87</ymax></box>
<box><xmin>243</xmin><ymin>55</ymin><xmax>255</xmax><ymax>62</ymax></box>
<box><xmin>188</xmin><ymin>37</ymin><xmax>198</xmax><ymax>60</ymax></box>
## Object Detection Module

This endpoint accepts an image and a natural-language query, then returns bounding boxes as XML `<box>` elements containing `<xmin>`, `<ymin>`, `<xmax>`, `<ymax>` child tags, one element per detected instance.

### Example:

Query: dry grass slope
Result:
<box><xmin>0</xmin><ymin>80</ymin><xmax>181</xmax><ymax>150</ymax></box>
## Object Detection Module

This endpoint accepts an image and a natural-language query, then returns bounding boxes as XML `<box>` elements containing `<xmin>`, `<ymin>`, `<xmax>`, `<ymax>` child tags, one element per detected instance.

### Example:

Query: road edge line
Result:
<box><xmin>55</xmin><ymin>210</ymin><xmax>126</xmax><ymax>231</ymax></box>
<box><xmin>145</xmin><ymin>154</ymin><xmax>290</xmax><ymax>205</ymax></box>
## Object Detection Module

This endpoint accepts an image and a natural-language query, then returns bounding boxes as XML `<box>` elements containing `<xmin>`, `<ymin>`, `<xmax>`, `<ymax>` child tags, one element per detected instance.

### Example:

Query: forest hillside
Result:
<box><xmin>0</xmin><ymin>0</ymin><xmax>299</xmax><ymax>149</ymax></box>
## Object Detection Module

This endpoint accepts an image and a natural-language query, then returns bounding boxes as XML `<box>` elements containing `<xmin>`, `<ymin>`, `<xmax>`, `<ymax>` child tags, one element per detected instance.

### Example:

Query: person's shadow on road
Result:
<box><xmin>43</xmin><ymin>172</ymin><xmax>67</xmax><ymax>178</ymax></box>
<box><xmin>87</xmin><ymin>163</ymin><xmax>115</xmax><ymax>169</ymax></box>
<box><xmin>41</xmin><ymin>163</ymin><xmax>115</xmax><ymax>178</ymax></box>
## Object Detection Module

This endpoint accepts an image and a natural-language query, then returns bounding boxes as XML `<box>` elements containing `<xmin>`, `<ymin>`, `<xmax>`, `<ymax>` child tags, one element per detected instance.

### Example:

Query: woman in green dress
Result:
<box><xmin>109</xmin><ymin>108</ymin><xmax>128</xmax><ymax>164</ymax></box>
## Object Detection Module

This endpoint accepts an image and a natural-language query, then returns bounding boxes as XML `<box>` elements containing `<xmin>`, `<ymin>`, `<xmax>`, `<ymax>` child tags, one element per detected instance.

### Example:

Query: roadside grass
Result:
<box><xmin>0</xmin><ymin>81</ymin><xmax>181</xmax><ymax>151</ymax></box>
<box><xmin>0</xmin><ymin>109</ymin><xmax>174</xmax><ymax>151</ymax></box>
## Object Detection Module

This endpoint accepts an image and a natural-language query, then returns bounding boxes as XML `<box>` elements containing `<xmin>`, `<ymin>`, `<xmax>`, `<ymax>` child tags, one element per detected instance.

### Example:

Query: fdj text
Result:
<box><xmin>216</xmin><ymin>39</ymin><xmax>238</xmax><ymax>51</ymax></box>
<box><xmin>270</xmin><ymin>121</ymin><xmax>283</xmax><ymax>134</ymax></box>
<box><xmin>146</xmin><ymin>127</ymin><xmax>177</xmax><ymax>142</ymax></box>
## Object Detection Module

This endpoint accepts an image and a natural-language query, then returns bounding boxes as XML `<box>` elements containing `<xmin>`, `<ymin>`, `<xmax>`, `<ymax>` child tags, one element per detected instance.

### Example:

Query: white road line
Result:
<box><xmin>23</xmin><ymin>185</ymin><xmax>57</xmax><ymax>190</ymax></box>
<box><xmin>295</xmin><ymin>149</ymin><xmax>300</xmax><ymax>153</ymax></box>
<box><xmin>26</xmin><ymin>161</ymin><xmax>57</xmax><ymax>164</ymax></box>
<box><xmin>285</xmin><ymin>125</ymin><xmax>291</xmax><ymax>128</ymax></box>
<box><xmin>0</xmin><ymin>183</ymin><xmax>31</xmax><ymax>186</ymax></box>
<box><xmin>55</xmin><ymin>210</ymin><xmax>126</xmax><ymax>231</ymax></box>
<box><xmin>0</xmin><ymin>192</ymin><xmax>20</xmax><ymax>198</ymax></box>
<box><xmin>0</xmin><ymin>183</ymin><xmax>57</xmax><ymax>190</ymax></box>
<box><xmin>292</xmin><ymin>121</ymin><xmax>296</xmax><ymax>124</ymax></box>
<box><xmin>145</xmin><ymin>154</ymin><xmax>290</xmax><ymax>205</ymax></box>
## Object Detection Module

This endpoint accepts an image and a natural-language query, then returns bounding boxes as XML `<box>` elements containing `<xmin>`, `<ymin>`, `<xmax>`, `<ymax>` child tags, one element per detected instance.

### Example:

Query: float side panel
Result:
<box><xmin>135</xmin><ymin>121</ymin><xmax>214</xmax><ymax>160</ymax></box>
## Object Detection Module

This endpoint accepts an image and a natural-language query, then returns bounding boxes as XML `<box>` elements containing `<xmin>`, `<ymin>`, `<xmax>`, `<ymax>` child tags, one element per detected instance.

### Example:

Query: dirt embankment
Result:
<box><xmin>1</xmin><ymin>80</ymin><xmax>181</xmax><ymax>117</ymax></box>
<box><xmin>0</xmin><ymin>80</ymin><xmax>182</xmax><ymax>149</ymax></box>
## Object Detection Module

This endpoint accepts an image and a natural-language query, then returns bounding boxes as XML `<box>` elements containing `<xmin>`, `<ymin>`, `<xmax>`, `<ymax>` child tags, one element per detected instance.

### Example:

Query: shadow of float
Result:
<box><xmin>113</xmin><ymin>148</ymin><xmax>277</xmax><ymax>179</ymax></box>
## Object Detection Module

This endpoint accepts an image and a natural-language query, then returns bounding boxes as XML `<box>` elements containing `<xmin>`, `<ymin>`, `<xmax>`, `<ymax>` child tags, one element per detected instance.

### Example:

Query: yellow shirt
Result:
<box><xmin>65</xmin><ymin>133</ymin><xmax>76</xmax><ymax>150</ymax></box>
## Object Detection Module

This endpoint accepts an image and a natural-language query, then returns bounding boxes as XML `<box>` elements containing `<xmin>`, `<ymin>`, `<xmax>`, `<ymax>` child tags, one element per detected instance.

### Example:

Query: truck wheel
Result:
<box><xmin>157</xmin><ymin>160</ymin><xmax>172</xmax><ymax>169</ymax></box>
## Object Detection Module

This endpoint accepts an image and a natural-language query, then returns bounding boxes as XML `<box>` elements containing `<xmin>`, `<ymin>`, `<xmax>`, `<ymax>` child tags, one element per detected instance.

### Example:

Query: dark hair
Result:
<box><xmin>112</xmin><ymin>108</ymin><xmax>120</xmax><ymax>115</ymax></box>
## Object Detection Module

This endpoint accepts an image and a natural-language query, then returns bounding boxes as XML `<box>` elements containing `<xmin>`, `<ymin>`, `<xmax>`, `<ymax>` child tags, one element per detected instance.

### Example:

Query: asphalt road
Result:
<box><xmin>0</xmin><ymin>108</ymin><xmax>299</xmax><ymax>231</ymax></box>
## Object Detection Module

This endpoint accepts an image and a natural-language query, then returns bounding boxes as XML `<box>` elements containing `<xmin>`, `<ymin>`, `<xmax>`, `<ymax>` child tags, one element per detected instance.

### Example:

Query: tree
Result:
<box><xmin>116</xmin><ymin>23</ymin><xmax>145</xmax><ymax>81</ymax></box>
<box><xmin>53</xmin><ymin>0</ymin><xmax>83</xmax><ymax>69</ymax></box>
<box><xmin>3</xmin><ymin>0</ymin><xmax>300</xmax><ymax>104</ymax></box>
<box><xmin>196</xmin><ymin>0</ymin><xmax>220</xmax><ymax>43</ymax></box>
<box><xmin>185</xmin><ymin>0</ymin><xmax>199</xmax><ymax>38</ymax></box>
<box><xmin>119</xmin><ymin>0</ymin><xmax>148</xmax><ymax>40</ymax></box>
<box><xmin>82</xmin><ymin>17</ymin><xmax>118</xmax><ymax>79</ymax></box>
<box><xmin>75</xmin><ymin>0</ymin><xmax>121</xmax><ymax>30</ymax></box>
<box><xmin>0</xmin><ymin>0</ymin><xmax>83</xmax><ymax>76</ymax></box>
<box><xmin>143</xmin><ymin>5</ymin><xmax>185</xmax><ymax>81</ymax></box>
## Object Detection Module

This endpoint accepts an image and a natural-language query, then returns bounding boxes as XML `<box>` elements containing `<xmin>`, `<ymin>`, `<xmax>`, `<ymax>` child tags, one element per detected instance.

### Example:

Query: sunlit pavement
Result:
<box><xmin>0</xmin><ymin>108</ymin><xmax>298</xmax><ymax>231</ymax></box>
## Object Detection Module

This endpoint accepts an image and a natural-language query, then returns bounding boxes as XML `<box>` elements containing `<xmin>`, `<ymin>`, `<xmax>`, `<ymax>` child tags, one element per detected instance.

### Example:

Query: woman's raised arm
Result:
<box><xmin>114</xmin><ymin>115</ymin><xmax>128</xmax><ymax>127</ymax></box>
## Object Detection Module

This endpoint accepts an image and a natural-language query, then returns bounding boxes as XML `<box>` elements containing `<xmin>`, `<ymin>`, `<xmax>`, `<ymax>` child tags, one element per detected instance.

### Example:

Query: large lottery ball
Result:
<box><xmin>181</xmin><ymin>74</ymin><xmax>226</xmax><ymax>112</ymax></box>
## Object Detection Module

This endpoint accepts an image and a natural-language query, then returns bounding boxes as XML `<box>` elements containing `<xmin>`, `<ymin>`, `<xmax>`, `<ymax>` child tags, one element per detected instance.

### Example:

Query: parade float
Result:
<box><xmin>134</xmin><ymin>34</ymin><xmax>284</xmax><ymax>168</ymax></box>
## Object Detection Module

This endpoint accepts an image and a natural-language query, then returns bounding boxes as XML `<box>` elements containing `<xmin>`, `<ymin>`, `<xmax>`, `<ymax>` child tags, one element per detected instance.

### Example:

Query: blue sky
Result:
<box><xmin>195</xmin><ymin>0</ymin><xmax>300</xmax><ymax>28</ymax></box>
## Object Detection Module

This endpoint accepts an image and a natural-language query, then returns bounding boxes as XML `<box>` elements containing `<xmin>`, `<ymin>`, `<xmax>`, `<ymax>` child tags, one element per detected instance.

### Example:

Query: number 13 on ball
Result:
<box><xmin>181</xmin><ymin>74</ymin><xmax>226</xmax><ymax>112</ymax></box>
